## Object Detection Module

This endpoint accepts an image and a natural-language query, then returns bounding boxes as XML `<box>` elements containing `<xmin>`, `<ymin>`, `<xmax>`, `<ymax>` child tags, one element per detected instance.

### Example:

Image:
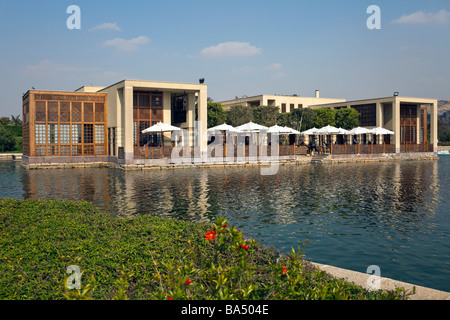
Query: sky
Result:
<box><xmin>1</xmin><ymin>0</ymin><xmax>450</xmax><ymax>117</ymax></box>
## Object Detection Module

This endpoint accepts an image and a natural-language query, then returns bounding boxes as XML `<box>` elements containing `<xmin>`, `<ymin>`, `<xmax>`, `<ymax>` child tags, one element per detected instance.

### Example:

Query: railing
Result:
<box><xmin>400</xmin><ymin>143</ymin><xmax>433</xmax><ymax>153</ymax></box>
<box><xmin>133</xmin><ymin>143</ymin><xmax>434</xmax><ymax>160</ymax></box>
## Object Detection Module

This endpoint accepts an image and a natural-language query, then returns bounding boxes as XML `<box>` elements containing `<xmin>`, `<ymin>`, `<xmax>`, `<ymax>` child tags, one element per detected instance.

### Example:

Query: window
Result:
<box><xmin>281</xmin><ymin>104</ymin><xmax>286</xmax><ymax>113</ymax></box>
<box><xmin>351</xmin><ymin>104</ymin><xmax>376</xmax><ymax>127</ymax></box>
<box><xmin>95</xmin><ymin>124</ymin><xmax>105</xmax><ymax>143</ymax></box>
<box><xmin>47</xmin><ymin>124</ymin><xmax>58</xmax><ymax>144</ymax></box>
<box><xmin>72</xmin><ymin>124</ymin><xmax>82</xmax><ymax>144</ymax></box>
<box><xmin>290</xmin><ymin>104</ymin><xmax>294</xmax><ymax>112</ymax></box>
<box><xmin>60</xmin><ymin>124</ymin><xmax>70</xmax><ymax>144</ymax></box>
<box><xmin>36</xmin><ymin>124</ymin><xmax>46</xmax><ymax>144</ymax></box>
<box><xmin>133</xmin><ymin>121</ymin><xmax>137</xmax><ymax>144</ymax></box>
<box><xmin>84</xmin><ymin>124</ymin><xmax>94</xmax><ymax>144</ymax></box>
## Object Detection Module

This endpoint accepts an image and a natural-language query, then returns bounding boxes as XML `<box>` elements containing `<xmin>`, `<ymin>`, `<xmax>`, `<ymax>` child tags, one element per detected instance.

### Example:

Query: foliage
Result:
<box><xmin>313</xmin><ymin>108</ymin><xmax>336</xmax><ymax>128</ymax></box>
<box><xmin>335</xmin><ymin>108</ymin><xmax>360</xmax><ymax>129</ymax></box>
<box><xmin>0</xmin><ymin>115</ymin><xmax>22</xmax><ymax>126</ymax></box>
<box><xmin>207</xmin><ymin>102</ymin><xmax>227</xmax><ymax>128</ymax></box>
<box><xmin>226</xmin><ymin>105</ymin><xmax>254</xmax><ymax>126</ymax></box>
<box><xmin>0</xmin><ymin>199</ymin><xmax>412</xmax><ymax>300</ymax></box>
<box><xmin>438</xmin><ymin>119</ymin><xmax>450</xmax><ymax>143</ymax></box>
<box><xmin>252</xmin><ymin>105</ymin><xmax>280</xmax><ymax>127</ymax></box>
<box><xmin>0</xmin><ymin>126</ymin><xmax>16</xmax><ymax>152</ymax></box>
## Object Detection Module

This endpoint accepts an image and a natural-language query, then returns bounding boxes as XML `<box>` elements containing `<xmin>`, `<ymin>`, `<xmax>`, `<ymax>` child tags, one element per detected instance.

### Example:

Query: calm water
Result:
<box><xmin>1</xmin><ymin>157</ymin><xmax>450</xmax><ymax>292</ymax></box>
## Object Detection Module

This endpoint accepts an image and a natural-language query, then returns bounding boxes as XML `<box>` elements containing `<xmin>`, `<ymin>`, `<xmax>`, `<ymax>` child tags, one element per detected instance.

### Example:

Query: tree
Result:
<box><xmin>335</xmin><ymin>108</ymin><xmax>360</xmax><ymax>129</ymax></box>
<box><xmin>252</xmin><ymin>105</ymin><xmax>279</xmax><ymax>127</ymax></box>
<box><xmin>0</xmin><ymin>117</ymin><xmax>10</xmax><ymax>125</ymax></box>
<box><xmin>10</xmin><ymin>115</ymin><xmax>22</xmax><ymax>125</ymax></box>
<box><xmin>0</xmin><ymin>126</ymin><xmax>16</xmax><ymax>152</ymax></box>
<box><xmin>226</xmin><ymin>105</ymin><xmax>253</xmax><ymax>127</ymax></box>
<box><xmin>313</xmin><ymin>108</ymin><xmax>336</xmax><ymax>128</ymax></box>
<box><xmin>207</xmin><ymin>102</ymin><xmax>227</xmax><ymax>128</ymax></box>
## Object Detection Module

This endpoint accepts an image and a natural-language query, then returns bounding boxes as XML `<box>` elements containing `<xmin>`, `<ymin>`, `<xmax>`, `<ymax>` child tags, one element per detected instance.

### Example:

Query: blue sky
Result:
<box><xmin>1</xmin><ymin>0</ymin><xmax>450</xmax><ymax>116</ymax></box>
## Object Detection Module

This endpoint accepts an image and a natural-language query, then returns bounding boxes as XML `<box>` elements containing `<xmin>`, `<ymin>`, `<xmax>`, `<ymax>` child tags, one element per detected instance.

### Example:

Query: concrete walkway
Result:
<box><xmin>311</xmin><ymin>262</ymin><xmax>450</xmax><ymax>300</ymax></box>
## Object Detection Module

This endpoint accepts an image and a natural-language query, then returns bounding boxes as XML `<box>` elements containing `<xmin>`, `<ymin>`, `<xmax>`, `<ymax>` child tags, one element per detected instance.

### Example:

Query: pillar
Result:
<box><xmin>416</xmin><ymin>104</ymin><xmax>421</xmax><ymax>145</ymax></box>
<box><xmin>123</xmin><ymin>85</ymin><xmax>134</xmax><ymax>163</ymax></box>
<box><xmin>197</xmin><ymin>87</ymin><xmax>208</xmax><ymax>158</ymax></box>
<box><xmin>430</xmin><ymin>101</ymin><xmax>438</xmax><ymax>153</ymax></box>
<box><xmin>392</xmin><ymin>99</ymin><xmax>400</xmax><ymax>153</ymax></box>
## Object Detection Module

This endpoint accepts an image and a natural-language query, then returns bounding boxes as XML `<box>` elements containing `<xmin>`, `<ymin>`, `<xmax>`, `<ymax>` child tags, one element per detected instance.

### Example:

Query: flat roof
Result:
<box><xmin>98</xmin><ymin>79</ymin><xmax>207</xmax><ymax>92</ymax></box>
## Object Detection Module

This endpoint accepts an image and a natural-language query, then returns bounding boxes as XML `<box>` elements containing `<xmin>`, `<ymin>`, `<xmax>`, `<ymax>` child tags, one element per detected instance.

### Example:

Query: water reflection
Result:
<box><xmin>5</xmin><ymin>158</ymin><xmax>450</xmax><ymax>291</ymax></box>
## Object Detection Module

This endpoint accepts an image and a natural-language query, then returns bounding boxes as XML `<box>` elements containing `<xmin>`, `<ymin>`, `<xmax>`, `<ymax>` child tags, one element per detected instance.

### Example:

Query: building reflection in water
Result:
<box><xmin>20</xmin><ymin>161</ymin><xmax>440</xmax><ymax>229</ymax></box>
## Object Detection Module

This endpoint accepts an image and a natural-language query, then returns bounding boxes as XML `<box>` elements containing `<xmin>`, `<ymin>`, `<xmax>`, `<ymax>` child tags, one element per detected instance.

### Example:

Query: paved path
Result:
<box><xmin>311</xmin><ymin>262</ymin><xmax>450</xmax><ymax>300</ymax></box>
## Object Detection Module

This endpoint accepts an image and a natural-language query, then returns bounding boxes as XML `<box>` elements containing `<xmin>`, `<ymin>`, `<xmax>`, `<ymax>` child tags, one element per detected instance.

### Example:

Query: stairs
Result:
<box><xmin>311</xmin><ymin>154</ymin><xmax>329</xmax><ymax>163</ymax></box>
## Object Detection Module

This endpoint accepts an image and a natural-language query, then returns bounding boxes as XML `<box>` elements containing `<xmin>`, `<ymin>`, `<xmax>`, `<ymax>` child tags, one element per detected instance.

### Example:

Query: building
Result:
<box><xmin>218</xmin><ymin>92</ymin><xmax>438</xmax><ymax>154</ymax></box>
<box><xmin>310</xmin><ymin>96</ymin><xmax>438</xmax><ymax>153</ymax></box>
<box><xmin>22</xmin><ymin>79</ymin><xmax>208</xmax><ymax>167</ymax></box>
<box><xmin>218</xmin><ymin>90</ymin><xmax>346</xmax><ymax>111</ymax></box>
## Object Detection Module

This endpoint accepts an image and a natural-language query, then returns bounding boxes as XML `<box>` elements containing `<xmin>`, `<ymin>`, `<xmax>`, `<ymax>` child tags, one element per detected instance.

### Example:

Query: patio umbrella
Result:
<box><xmin>283</xmin><ymin>126</ymin><xmax>301</xmax><ymax>135</ymax></box>
<box><xmin>236</xmin><ymin>121</ymin><xmax>268</xmax><ymax>132</ymax></box>
<box><xmin>347</xmin><ymin>127</ymin><xmax>372</xmax><ymax>144</ymax></box>
<box><xmin>268</xmin><ymin>125</ymin><xmax>292</xmax><ymax>134</ymax></box>
<box><xmin>207</xmin><ymin>123</ymin><xmax>240</xmax><ymax>132</ymax></box>
<box><xmin>369</xmin><ymin>127</ymin><xmax>394</xmax><ymax>144</ymax></box>
<box><xmin>142</xmin><ymin>122</ymin><xmax>181</xmax><ymax>149</ymax></box>
<box><xmin>337</xmin><ymin>127</ymin><xmax>350</xmax><ymax>135</ymax></box>
<box><xmin>315</xmin><ymin>125</ymin><xmax>341</xmax><ymax>135</ymax></box>
<box><xmin>142</xmin><ymin>122</ymin><xmax>181</xmax><ymax>134</ymax></box>
<box><xmin>347</xmin><ymin>127</ymin><xmax>372</xmax><ymax>135</ymax></box>
<box><xmin>301</xmin><ymin>127</ymin><xmax>318</xmax><ymax>135</ymax></box>
<box><xmin>369</xmin><ymin>127</ymin><xmax>394</xmax><ymax>135</ymax></box>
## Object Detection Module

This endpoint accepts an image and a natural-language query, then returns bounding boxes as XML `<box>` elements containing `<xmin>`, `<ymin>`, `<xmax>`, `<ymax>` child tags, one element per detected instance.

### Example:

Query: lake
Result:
<box><xmin>1</xmin><ymin>156</ymin><xmax>449</xmax><ymax>292</ymax></box>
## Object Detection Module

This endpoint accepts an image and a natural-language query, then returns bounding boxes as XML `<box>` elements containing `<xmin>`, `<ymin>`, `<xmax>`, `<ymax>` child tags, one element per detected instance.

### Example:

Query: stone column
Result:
<box><xmin>430</xmin><ymin>101</ymin><xmax>438</xmax><ymax>153</ymax></box>
<box><xmin>416</xmin><ymin>104</ymin><xmax>421</xmax><ymax>145</ymax></box>
<box><xmin>392</xmin><ymin>99</ymin><xmax>401</xmax><ymax>154</ymax></box>
<box><xmin>123</xmin><ymin>84</ymin><xmax>134</xmax><ymax>163</ymax></box>
<box><xmin>197</xmin><ymin>87</ymin><xmax>208</xmax><ymax>159</ymax></box>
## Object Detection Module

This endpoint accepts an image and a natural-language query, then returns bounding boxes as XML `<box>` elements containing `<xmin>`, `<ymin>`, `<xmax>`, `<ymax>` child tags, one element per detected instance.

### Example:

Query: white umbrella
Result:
<box><xmin>301</xmin><ymin>127</ymin><xmax>318</xmax><ymax>135</ymax></box>
<box><xmin>347</xmin><ymin>127</ymin><xmax>372</xmax><ymax>135</ymax></box>
<box><xmin>142</xmin><ymin>121</ymin><xmax>181</xmax><ymax>133</ymax></box>
<box><xmin>141</xmin><ymin>122</ymin><xmax>181</xmax><ymax>150</ymax></box>
<box><xmin>268</xmin><ymin>125</ymin><xmax>292</xmax><ymax>134</ymax></box>
<box><xmin>207</xmin><ymin>123</ymin><xmax>240</xmax><ymax>132</ymax></box>
<box><xmin>316</xmin><ymin>125</ymin><xmax>341</xmax><ymax>135</ymax></box>
<box><xmin>369</xmin><ymin>127</ymin><xmax>394</xmax><ymax>135</ymax></box>
<box><xmin>337</xmin><ymin>127</ymin><xmax>350</xmax><ymax>135</ymax></box>
<box><xmin>236</xmin><ymin>121</ymin><xmax>268</xmax><ymax>132</ymax></box>
<box><xmin>283</xmin><ymin>126</ymin><xmax>301</xmax><ymax>134</ymax></box>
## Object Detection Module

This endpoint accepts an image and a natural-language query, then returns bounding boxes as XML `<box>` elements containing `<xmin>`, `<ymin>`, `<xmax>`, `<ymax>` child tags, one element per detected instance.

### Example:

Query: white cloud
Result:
<box><xmin>393</xmin><ymin>9</ymin><xmax>450</xmax><ymax>24</ymax></box>
<box><xmin>265</xmin><ymin>62</ymin><xmax>282</xmax><ymax>70</ymax></box>
<box><xmin>103</xmin><ymin>36</ymin><xmax>150</xmax><ymax>52</ymax></box>
<box><xmin>24</xmin><ymin>60</ymin><xmax>79</xmax><ymax>77</ymax></box>
<box><xmin>273</xmin><ymin>72</ymin><xmax>289</xmax><ymax>79</ymax></box>
<box><xmin>23</xmin><ymin>60</ymin><xmax>123</xmax><ymax>83</ymax></box>
<box><xmin>200</xmin><ymin>41</ymin><xmax>261</xmax><ymax>58</ymax></box>
<box><xmin>90</xmin><ymin>22</ymin><xmax>121</xmax><ymax>31</ymax></box>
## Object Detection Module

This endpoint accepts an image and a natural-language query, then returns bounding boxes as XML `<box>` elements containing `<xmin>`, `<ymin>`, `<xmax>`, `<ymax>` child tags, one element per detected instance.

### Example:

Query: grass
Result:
<box><xmin>0</xmin><ymin>198</ymin><xmax>412</xmax><ymax>300</ymax></box>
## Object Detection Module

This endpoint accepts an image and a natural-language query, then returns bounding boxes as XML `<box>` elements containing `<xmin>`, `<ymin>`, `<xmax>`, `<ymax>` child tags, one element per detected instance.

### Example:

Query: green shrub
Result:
<box><xmin>0</xmin><ymin>198</ymin><xmax>412</xmax><ymax>300</ymax></box>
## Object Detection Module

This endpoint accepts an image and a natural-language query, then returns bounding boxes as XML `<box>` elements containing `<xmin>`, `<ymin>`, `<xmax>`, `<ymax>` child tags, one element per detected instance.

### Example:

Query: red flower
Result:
<box><xmin>168</xmin><ymin>296</ymin><xmax>173</xmax><ymax>300</ymax></box>
<box><xmin>185</xmin><ymin>279</ymin><xmax>192</xmax><ymax>285</ymax></box>
<box><xmin>205</xmin><ymin>230</ymin><xmax>216</xmax><ymax>241</ymax></box>
<box><xmin>243</xmin><ymin>244</ymin><xmax>249</xmax><ymax>250</ymax></box>
<box><xmin>281</xmin><ymin>265</ymin><xmax>287</xmax><ymax>275</ymax></box>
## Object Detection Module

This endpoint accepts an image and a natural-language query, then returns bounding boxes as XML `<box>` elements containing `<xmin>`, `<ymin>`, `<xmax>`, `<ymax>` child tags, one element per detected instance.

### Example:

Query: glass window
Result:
<box><xmin>36</xmin><ymin>124</ymin><xmax>46</xmax><ymax>144</ymax></box>
<box><xmin>84</xmin><ymin>124</ymin><xmax>93</xmax><ymax>144</ymax></box>
<box><xmin>60</xmin><ymin>124</ymin><xmax>70</xmax><ymax>144</ymax></box>
<box><xmin>47</xmin><ymin>124</ymin><xmax>58</xmax><ymax>144</ymax></box>
<box><xmin>72</xmin><ymin>124</ymin><xmax>82</xmax><ymax>144</ymax></box>
<box><xmin>95</xmin><ymin>124</ymin><xmax>105</xmax><ymax>144</ymax></box>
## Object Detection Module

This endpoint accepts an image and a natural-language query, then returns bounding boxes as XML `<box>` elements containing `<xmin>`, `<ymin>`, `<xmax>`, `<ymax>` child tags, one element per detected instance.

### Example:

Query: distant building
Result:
<box><xmin>218</xmin><ymin>92</ymin><xmax>439</xmax><ymax>153</ymax></box>
<box><xmin>218</xmin><ymin>90</ymin><xmax>345</xmax><ymax>111</ymax></box>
